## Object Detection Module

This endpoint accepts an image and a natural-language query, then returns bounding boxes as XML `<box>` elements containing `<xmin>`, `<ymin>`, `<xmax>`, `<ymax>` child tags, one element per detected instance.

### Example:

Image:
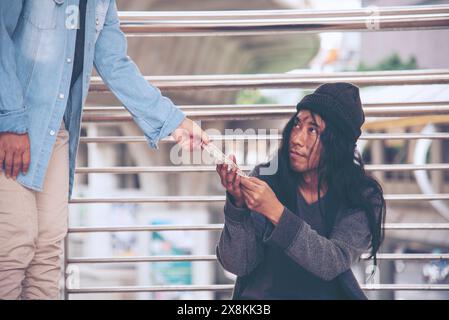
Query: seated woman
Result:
<box><xmin>215</xmin><ymin>82</ymin><xmax>386</xmax><ymax>300</ymax></box>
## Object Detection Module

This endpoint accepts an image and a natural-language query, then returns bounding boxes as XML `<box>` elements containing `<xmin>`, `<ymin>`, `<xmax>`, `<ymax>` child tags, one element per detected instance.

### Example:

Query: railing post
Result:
<box><xmin>63</xmin><ymin>236</ymin><xmax>69</xmax><ymax>300</ymax></box>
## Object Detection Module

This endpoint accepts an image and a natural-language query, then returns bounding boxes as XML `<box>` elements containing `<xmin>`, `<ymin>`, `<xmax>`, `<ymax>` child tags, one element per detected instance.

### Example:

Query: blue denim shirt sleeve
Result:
<box><xmin>0</xmin><ymin>1</ymin><xmax>28</xmax><ymax>134</ymax></box>
<box><xmin>93</xmin><ymin>0</ymin><xmax>185</xmax><ymax>149</ymax></box>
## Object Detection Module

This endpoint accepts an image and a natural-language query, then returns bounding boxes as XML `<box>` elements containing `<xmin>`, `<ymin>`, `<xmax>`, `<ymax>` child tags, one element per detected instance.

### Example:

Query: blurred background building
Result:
<box><xmin>67</xmin><ymin>0</ymin><xmax>449</xmax><ymax>300</ymax></box>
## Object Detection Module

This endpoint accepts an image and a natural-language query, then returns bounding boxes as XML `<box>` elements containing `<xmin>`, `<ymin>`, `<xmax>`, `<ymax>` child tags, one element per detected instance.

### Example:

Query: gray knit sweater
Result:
<box><xmin>216</xmin><ymin>174</ymin><xmax>374</xmax><ymax>299</ymax></box>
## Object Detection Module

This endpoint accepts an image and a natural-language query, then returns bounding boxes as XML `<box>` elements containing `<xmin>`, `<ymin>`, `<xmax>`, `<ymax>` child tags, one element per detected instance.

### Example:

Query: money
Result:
<box><xmin>202</xmin><ymin>142</ymin><xmax>248</xmax><ymax>177</ymax></box>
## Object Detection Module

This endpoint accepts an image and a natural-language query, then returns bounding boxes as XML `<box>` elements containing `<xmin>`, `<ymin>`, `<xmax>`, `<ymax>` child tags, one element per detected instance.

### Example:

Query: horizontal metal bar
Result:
<box><xmin>68</xmin><ymin>285</ymin><xmax>234</xmax><ymax>294</ymax></box>
<box><xmin>83</xmin><ymin>104</ymin><xmax>449</xmax><ymax>122</ymax></box>
<box><xmin>383</xmin><ymin>194</ymin><xmax>449</xmax><ymax>201</ymax></box>
<box><xmin>68</xmin><ymin>255</ymin><xmax>217</xmax><ymax>264</ymax></box>
<box><xmin>118</xmin><ymin>6</ymin><xmax>449</xmax><ymax>20</ymax></box>
<box><xmin>82</xmin><ymin>104</ymin><xmax>449</xmax><ymax>121</ymax></box>
<box><xmin>88</xmin><ymin>71</ymin><xmax>449</xmax><ymax>92</ymax></box>
<box><xmin>69</xmin><ymin>224</ymin><xmax>224</xmax><ymax>233</ymax></box>
<box><xmin>75</xmin><ymin>166</ymin><xmax>252</xmax><ymax>174</ymax></box>
<box><xmin>66</xmin><ymin>284</ymin><xmax>449</xmax><ymax>294</ymax></box>
<box><xmin>67</xmin><ymin>253</ymin><xmax>449</xmax><ymax>264</ymax></box>
<box><xmin>83</xmin><ymin>101</ymin><xmax>449</xmax><ymax>112</ymax></box>
<box><xmin>88</xmin><ymin>69</ymin><xmax>449</xmax><ymax>88</ymax></box>
<box><xmin>82</xmin><ymin>109</ymin><xmax>295</xmax><ymax>122</ymax></box>
<box><xmin>75</xmin><ymin>164</ymin><xmax>449</xmax><ymax>174</ymax></box>
<box><xmin>69</xmin><ymin>196</ymin><xmax>225</xmax><ymax>204</ymax></box>
<box><xmin>362</xmin><ymin>284</ymin><xmax>449</xmax><ymax>291</ymax></box>
<box><xmin>67</xmin><ymin>223</ymin><xmax>449</xmax><ymax>234</ymax></box>
<box><xmin>361</xmin><ymin>253</ymin><xmax>449</xmax><ymax>260</ymax></box>
<box><xmin>79</xmin><ymin>135</ymin><xmax>282</xmax><ymax>143</ymax></box>
<box><xmin>383</xmin><ymin>223</ymin><xmax>449</xmax><ymax>230</ymax></box>
<box><xmin>363</xmin><ymin>105</ymin><xmax>449</xmax><ymax>116</ymax></box>
<box><xmin>118</xmin><ymin>11</ymin><xmax>449</xmax><ymax>36</ymax></box>
<box><xmin>69</xmin><ymin>194</ymin><xmax>449</xmax><ymax>204</ymax></box>
<box><xmin>78</xmin><ymin>133</ymin><xmax>449</xmax><ymax>143</ymax></box>
<box><xmin>365</xmin><ymin>163</ymin><xmax>449</xmax><ymax>171</ymax></box>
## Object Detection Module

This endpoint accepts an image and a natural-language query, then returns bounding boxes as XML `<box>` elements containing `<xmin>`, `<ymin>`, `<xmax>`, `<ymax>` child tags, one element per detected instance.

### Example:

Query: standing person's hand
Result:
<box><xmin>171</xmin><ymin>118</ymin><xmax>209</xmax><ymax>151</ymax></box>
<box><xmin>240</xmin><ymin>177</ymin><xmax>284</xmax><ymax>225</ymax></box>
<box><xmin>0</xmin><ymin>133</ymin><xmax>30</xmax><ymax>180</ymax></box>
<box><xmin>216</xmin><ymin>155</ymin><xmax>245</xmax><ymax>208</ymax></box>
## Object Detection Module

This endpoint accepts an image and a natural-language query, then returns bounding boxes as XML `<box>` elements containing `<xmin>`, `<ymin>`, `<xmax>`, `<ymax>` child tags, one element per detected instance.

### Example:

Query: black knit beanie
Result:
<box><xmin>296</xmin><ymin>82</ymin><xmax>365</xmax><ymax>142</ymax></box>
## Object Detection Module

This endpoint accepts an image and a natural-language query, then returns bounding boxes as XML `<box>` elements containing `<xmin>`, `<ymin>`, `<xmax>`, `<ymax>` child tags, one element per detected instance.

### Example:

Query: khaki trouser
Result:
<box><xmin>0</xmin><ymin>123</ymin><xmax>69</xmax><ymax>299</ymax></box>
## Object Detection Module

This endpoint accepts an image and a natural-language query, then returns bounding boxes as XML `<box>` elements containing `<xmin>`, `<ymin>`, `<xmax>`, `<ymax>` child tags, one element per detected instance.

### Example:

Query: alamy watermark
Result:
<box><xmin>169</xmin><ymin>121</ymin><xmax>280</xmax><ymax>176</ymax></box>
<box><xmin>365</xmin><ymin>6</ymin><xmax>381</xmax><ymax>31</ymax></box>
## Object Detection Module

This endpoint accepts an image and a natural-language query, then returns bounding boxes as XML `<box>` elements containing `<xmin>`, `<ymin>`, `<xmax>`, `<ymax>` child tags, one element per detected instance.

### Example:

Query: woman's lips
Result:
<box><xmin>290</xmin><ymin>150</ymin><xmax>307</xmax><ymax>160</ymax></box>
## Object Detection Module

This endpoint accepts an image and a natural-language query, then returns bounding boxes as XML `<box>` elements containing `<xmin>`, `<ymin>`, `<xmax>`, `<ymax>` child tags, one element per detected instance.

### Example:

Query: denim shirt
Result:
<box><xmin>0</xmin><ymin>0</ymin><xmax>185</xmax><ymax>198</ymax></box>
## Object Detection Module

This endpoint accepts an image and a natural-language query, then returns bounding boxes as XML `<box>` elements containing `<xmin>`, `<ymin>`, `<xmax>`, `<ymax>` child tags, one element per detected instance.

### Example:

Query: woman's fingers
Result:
<box><xmin>217</xmin><ymin>163</ymin><xmax>224</xmax><ymax>177</ymax></box>
<box><xmin>226</xmin><ymin>167</ymin><xmax>236</xmax><ymax>184</ymax></box>
<box><xmin>218</xmin><ymin>164</ymin><xmax>236</xmax><ymax>192</ymax></box>
<box><xmin>216</xmin><ymin>156</ymin><xmax>245</xmax><ymax>199</ymax></box>
<box><xmin>241</xmin><ymin>188</ymin><xmax>251</xmax><ymax>199</ymax></box>
<box><xmin>241</xmin><ymin>188</ymin><xmax>255</xmax><ymax>207</ymax></box>
<box><xmin>233</xmin><ymin>172</ymin><xmax>241</xmax><ymax>193</ymax></box>
<box><xmin>248</xmin><ymin>176</ymin><xmax>265</xmax><ymax>186</ymax></box>
<box><xmin>240</xmin><ymin>177</ymin><xmax>260</xmax><ymax>191</ymax></box>
<box><xmin>217</xmin><ymin>164</ymin><xmax>227</xmax><ymax>187</ymax></box>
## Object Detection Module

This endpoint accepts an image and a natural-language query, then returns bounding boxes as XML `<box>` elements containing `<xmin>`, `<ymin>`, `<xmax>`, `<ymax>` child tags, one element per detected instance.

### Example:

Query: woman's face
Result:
<box><xmin>288</xmin><ymin>109</ymin><xmax>326</xmax><ymax>173</ymax></box>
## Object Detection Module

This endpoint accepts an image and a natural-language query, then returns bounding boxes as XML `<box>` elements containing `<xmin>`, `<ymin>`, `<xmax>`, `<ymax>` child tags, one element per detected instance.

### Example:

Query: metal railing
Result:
<box><xmin>117</xmin><ymin>5</ymin><xmax>449</xmax><ymax>36</ymax></box>
<box><xmin>82</xmin><ymin>101</ymin><xmax>449</xmax><ymax>122</ymax></box>
<box><xmin>64</xmin><ymin>5</ymin><xmax>449</xmax><ymax>299</ymax></box>
<box><xmin>88</xmin><ymin>70</ymin><xmax>449</xmax><ymax>92</ymax></box>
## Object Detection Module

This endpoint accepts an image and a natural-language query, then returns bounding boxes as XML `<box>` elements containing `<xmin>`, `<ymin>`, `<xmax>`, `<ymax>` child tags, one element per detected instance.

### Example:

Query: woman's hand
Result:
<box><xmin>240</xmin><ymin>177</ymin><xmax>284</xmax><ymax>225</ymax></box>
<box><xmin>216</xmin><ymin>155</ymin><xmax>245</xmax><ymax>208</ymax></box>
<box><xmin>171</xmin><ymin>117</ymin><xmax>209</xmax><ymax>151</ymax></box>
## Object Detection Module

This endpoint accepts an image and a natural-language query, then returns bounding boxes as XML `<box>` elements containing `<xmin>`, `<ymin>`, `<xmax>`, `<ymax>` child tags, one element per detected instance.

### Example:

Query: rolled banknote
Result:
<box><xmin>202</xmin><ymin>142</ymin><xmax>248</xmax><ymax>177</ymax></box>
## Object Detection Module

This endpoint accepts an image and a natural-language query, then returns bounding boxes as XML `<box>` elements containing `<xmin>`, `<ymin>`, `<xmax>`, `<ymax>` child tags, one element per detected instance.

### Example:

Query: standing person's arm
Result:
<box><xmin>0</xmin><ymin>1</ymin><xmax>31</xmax><ymax>179</ymax></box>
<box><xmin>93</xmin><ymin>0</ymin><xmax>207</xmax><ymax>149</ymax></box>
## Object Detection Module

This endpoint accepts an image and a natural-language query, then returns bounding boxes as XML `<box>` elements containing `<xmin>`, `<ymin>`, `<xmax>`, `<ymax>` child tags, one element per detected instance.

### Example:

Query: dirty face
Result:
<box><xmin>288</xmin><ymin>109</ymin><xmax>326</xmax><ymax>173</ymax></box>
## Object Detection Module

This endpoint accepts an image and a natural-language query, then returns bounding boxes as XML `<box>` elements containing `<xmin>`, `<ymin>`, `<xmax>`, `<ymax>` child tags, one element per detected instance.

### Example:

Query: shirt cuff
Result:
<box><xmin>224</xmin><ymin>192</ymin><xmax>249</xmax><ymax>223</ymax></box>
<box><xmin>263</xmin><ymin>206</ymin><xmax>304</xmax><ymax>250</ymax></box>
<box><xmin>0</xmin><ymin>109</ymin><xmax>28</xmax><ymax>134</ymax></box>
<box><xmin>145</xmin><ymin>107</ymin><xmax>185</xmax><ymax>149</ymax></box>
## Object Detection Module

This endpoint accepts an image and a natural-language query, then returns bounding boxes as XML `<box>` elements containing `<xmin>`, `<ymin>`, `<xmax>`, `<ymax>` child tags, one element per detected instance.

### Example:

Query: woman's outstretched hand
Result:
<box><xmin>171</xmin><ymin>118</ymin><xmax>209</xmax><ymax>151</ymax></box>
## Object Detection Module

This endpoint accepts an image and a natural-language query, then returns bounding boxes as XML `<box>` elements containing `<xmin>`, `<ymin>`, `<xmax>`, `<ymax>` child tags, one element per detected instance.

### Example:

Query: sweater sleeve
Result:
<box><xmin>216</xmin><ymin>193</ymin><xmax>265</xmax><ymax>277</ymax></box>
<box><xmin>263</xmin><ymin>206</ymin><xmax>372</xmax><ymax>281</ymax></box>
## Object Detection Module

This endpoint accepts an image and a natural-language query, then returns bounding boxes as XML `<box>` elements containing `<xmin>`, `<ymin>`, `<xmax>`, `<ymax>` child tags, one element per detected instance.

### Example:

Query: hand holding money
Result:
<box><xmin>203</xmin><ymin>141</ymin><xmax>248</xmax><ymax>207</ymax></box>
<box><xmin>215</xmin><ymin>153</ymin><xmax>246</xmax><ymax>208</ymax></box>
<box><xmin>203</xmin><ymin>142</ymin><xmax>247</xmax><ymax>177</ymax></box>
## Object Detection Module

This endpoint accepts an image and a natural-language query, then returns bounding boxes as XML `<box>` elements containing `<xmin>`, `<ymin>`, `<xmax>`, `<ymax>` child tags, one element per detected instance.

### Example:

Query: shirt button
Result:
<box><xmin>50</xmin><ymin>130</ymin><xmax>55</xmax><ymax>136</ymax></box>
<box><xmin>96</xmin><ymin>18</ymin><xmax>99</xmax><ymax>25</ymax></box>
<box><xmin>66</xmin><ymin>58</ymin><xmax>72</xmax><ymax>63</ymax></box>
<box><xmin>59</xmin><ymin>93</ymin><xmax>65</xmax><ymax>99</ymax></box>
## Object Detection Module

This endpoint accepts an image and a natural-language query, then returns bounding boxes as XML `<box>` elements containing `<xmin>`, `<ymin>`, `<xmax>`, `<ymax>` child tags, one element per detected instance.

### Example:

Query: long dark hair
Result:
<box><xmin>257</xmin><ymin>110</ymin><xmax>386</xmax><ymax>266</ymax></box>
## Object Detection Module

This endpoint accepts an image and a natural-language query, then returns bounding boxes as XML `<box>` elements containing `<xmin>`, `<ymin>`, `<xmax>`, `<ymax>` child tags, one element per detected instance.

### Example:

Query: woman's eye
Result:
<box><xmin>309</xmin><ymin>127</ymin><xmax>317</xmax><ymax>133</ymax></box>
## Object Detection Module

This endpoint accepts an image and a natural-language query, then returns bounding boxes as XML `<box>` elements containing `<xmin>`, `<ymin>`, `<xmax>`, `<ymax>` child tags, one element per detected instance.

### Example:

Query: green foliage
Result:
<box><xmin>357</xmin><ymin>53</ymin><xmax>418</xmax><ymax>71</ymax></box>
<box><xmin>235</xmin><ymin>90</ymin><xmax>276</xmax><ymax>105</ymax></box>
